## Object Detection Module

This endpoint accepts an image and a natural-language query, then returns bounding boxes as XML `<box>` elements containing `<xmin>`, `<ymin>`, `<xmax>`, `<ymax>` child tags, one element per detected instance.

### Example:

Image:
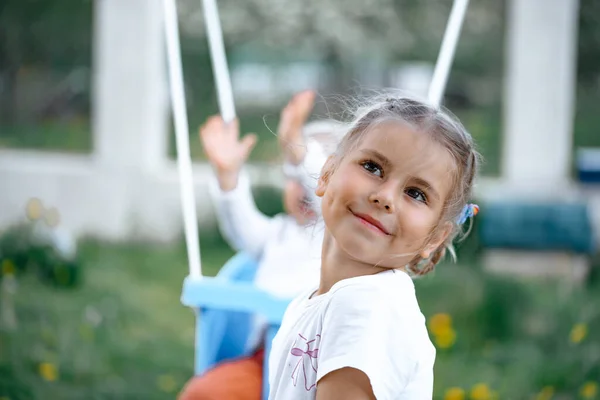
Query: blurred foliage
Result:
<box><xmin>0</xmin><ymin>223</ymin><xmax>81</xmax><ymax>289</ymax></box>
<box><xmin>0</xmin><ymin>0</ymin><xmax>93</xmax><ymax>123</ymax></box>
<box><xmin>577</xmin><ymin>0</ymin><xmax>600</xmax><ymax>86</ymax></box>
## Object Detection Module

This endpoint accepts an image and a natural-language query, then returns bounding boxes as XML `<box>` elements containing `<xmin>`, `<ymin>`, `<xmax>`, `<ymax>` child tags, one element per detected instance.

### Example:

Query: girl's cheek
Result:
<box><xmin>406</xmin><ymin>208</ymin><xmax>432</xmax><ymax>232</ymax></box>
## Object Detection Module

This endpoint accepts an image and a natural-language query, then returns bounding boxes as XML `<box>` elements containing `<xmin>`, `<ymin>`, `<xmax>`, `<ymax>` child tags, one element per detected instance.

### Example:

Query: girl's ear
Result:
<box><xmin>316</xmin><ymin>156</ymin><xmax>336</xmax><ymax>198</ymax></box>
<box><xmin>420</xmin><ymin>221</ymin><xmax>453</xmax><ymax>259</ymax></box>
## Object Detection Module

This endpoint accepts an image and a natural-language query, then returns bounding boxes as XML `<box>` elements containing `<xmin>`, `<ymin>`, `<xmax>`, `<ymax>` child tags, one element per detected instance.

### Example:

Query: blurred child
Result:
<box><xmin>179</xmin><ymin>91</ymin><xmax>342</xmax><ymax>400</ymax></box>
<box><xmin>268</xmin><ymin>96</ymin><xmax>481</xmax><ymax>399</ymax></box>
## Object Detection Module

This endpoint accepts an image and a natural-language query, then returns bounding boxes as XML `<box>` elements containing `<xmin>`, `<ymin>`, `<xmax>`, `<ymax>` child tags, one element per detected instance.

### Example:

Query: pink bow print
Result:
<box><xmin>290</xmin><ymin>333</ymin><xmax>321</xmax><ymax>391</ymax></box>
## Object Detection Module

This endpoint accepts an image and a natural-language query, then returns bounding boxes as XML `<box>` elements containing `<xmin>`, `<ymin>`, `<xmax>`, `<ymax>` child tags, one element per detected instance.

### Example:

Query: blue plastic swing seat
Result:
<box><xmin>181</xmin><ymin>252</ymin><xmax>292</xmax><ymax>399</ymax></box>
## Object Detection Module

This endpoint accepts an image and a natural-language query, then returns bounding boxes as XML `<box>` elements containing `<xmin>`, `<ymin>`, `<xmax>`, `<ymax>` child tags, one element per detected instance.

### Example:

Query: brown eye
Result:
<box><xmin>360</xmin><ymin>160</ymin><xmax>383</xmax><ymax>177</ymax></box>
<box><xmin>406</xmin><ymin>188</ymin><xmax>427</xmax><ymax>203</ymax></box>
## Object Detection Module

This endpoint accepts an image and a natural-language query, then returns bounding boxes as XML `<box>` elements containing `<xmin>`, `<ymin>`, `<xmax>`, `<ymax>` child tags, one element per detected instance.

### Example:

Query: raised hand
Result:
<box><xmin>278</xmin><ymin>90</ymin><xmax>316</xmax><ymax>165</ymax></box>
<box><xmin>199</xmin><ymin>115</ymin><xmax>257</xmax><ymax>191</ymax></box>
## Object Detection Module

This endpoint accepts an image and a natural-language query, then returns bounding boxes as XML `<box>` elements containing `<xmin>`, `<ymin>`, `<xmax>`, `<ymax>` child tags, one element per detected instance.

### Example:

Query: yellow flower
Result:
<box><xmin>435</xmin><ymin>327</ymin><xmax>457</xmax><ymax>349</ymax></box>
<box><xmin>535</xmin><ymin>386</ymin><xmax>554</xmax><ymax>400</ymax></box>
<box><xmin>444</xmin><ymin>387</ymin><xmax>466</xmax><ymax>400</ymax></box>
<box><xmin>26</xmin><ymin>198</ymin><xmax>44</xmax><ymax>221</ymax></box>
<box><xmin>580</xmin><ymin>381</ymin><xmax>598</xmax><ymax>399</ymax></box>
<box><xmin>429</xmin><ymin>313</ymin><xmax>453</xmax><ymax>335</ymax></box>
<box><xmin>157</xmin><ymin>374</ymin><xmax>177</xmax><ymax>393</ymax></box>
<box><xmin>570</xmin><ymin>323</ymin><xmax>588</xmax><ymax>344</ymax></box>
<box><xmin>2</xmin><ymin>259</ymin><xmax>15</xmax><ymax>276</ymax></box>
<box><xmin>39</xmin><ymin>362</ymin><xmax>58</xmax><ymax>382</ymax></box>
<box><xmin>470</xmin><ymin>383</ymin><xmax>492</xmax><ymax>400</ymax></box>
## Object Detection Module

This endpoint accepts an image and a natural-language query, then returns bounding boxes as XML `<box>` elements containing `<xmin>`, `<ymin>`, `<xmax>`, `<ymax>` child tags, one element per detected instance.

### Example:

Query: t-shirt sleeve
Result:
<box><xmin>316</xmin><ymin>283</ymin><xmax>417</xmax><ymax>399</ymax></box>
<box><xmin>207</xmin><ymin>170</ymin><xmax>274</xmax><ymax>258</ymax></box>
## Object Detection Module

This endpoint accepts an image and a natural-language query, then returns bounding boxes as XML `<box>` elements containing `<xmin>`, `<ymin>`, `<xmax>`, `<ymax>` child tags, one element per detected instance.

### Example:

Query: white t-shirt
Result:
<box><xmin>268</xmin><ymin>270</ymin><xmax>436</xmax><ymax>400</ymax></box>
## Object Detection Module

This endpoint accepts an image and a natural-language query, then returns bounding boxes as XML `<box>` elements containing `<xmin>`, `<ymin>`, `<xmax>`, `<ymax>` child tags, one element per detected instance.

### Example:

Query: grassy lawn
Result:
<box><xmin>1</xmin><ymin>227</ymin><xmax>599</xmax><ymax>399</ymax></box>
<box><xmin>0</xmin><ymin>121</ymin><xmax>93</xmax><ymax>154</ymax></box>
<box><xmin>0</xmin><ymin>233</ymin><xmax>234</xmax><ymax>400</ymax></box>
<box><xmin>418</xmin><ymin>259</ymin><xmax>600</xmax><ymax>399</ymax></box>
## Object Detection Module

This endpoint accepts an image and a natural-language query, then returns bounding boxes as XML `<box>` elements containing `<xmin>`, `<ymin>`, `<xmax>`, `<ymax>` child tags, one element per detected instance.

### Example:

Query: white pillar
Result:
<box><xmin>502</xmin><ymin>0</ymin><xmax>579</xmax><ymax>195</ymax></box>
<box><xmin>92</xmin><ymin>0</ymin><xmax>168</xmax><ymax>171</ymax></box>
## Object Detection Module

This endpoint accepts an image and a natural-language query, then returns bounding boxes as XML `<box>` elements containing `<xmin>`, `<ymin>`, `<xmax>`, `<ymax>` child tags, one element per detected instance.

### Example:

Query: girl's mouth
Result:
<box><xmin>351</xmin><ymin>211</ymin><xmax>391</xmax><ymax>235</ymax></box>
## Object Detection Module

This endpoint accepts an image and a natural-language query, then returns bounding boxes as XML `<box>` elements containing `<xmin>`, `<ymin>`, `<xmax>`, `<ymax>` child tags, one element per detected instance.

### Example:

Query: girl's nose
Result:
<box><xmin>368</xmin><ymin>189</ymin><xmax>394</xmax><ymax>213</ymax></box>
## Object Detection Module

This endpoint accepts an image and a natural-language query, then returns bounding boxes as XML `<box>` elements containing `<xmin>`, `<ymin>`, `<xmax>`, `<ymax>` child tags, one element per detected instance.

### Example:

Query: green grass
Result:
<box><xmin>1</xmin><ymin>206</ymin><xmax>599</xmax><ymax>399</ymax></box>
<box><xmin>0</xmin><ymin>121</ymin><xmax>92</xmax><ymax>154</ymax></box>
<box><xmin>0</xmin><ymin>232</ymin><xmax>234</xmax><ymax>400</ymax></box>
<box><xmin>1</xmin><ymin>227</ymin><xmax>599</xmax><ymax>399</ymax></box>
<box><xmin>416</xmin><ymin>261</ymin><xmax>600</xmax><ymax>399</ymax></box>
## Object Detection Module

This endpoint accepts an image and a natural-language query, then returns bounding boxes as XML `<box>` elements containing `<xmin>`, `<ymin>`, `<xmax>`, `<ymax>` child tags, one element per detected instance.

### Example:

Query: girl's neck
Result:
<box><xmin>316</xmin><ymin>230</ymin><xmax>388</xmax><ymax>296</ymax></box>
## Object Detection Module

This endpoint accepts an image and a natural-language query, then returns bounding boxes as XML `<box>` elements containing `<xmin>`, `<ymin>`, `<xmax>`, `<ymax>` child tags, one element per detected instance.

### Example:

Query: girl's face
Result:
<box><xmin>316</xmin><ymin>121</ymin><xmax>455</xmax><ymax>269</ymax></box>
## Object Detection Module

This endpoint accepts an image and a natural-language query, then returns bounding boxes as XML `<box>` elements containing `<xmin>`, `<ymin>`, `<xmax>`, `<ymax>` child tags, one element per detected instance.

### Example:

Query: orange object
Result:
<box><xmin>178</xmin><ymin>350</ymin><xmax>264</xmax><ymax>400</ymax></box>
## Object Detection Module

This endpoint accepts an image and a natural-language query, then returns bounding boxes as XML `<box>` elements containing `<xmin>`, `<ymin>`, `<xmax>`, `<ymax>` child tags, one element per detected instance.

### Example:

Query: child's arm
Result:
<box><xmin>277</xmin><ymin>90</ymin><xmax>315</xmax><ymax>167</ymax></box>
<box><xmin>200</xmin><ymin>116</ymin><xmax>273</xmax><ymax>258</ymax></box>
<box><xmin>316</xmin><ymin>368</ymin><xmax>376</xmax><ymax>400</ymax></box>
<box><xmin>278</xmin><ymin>90</ymin><xmax>326</xmax><ymax>213</ymax></box>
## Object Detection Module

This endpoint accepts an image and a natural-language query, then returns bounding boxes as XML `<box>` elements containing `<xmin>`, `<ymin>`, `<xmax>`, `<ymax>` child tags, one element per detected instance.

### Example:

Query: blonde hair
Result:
<box><xmin>331</xmin><ymin>95</ymin><xmax>481</xmax><ymax>276</ymax></box>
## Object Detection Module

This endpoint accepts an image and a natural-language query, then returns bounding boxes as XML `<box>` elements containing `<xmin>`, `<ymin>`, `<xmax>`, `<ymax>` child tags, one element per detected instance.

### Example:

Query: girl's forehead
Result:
<box><xmin>358</xmin><ymin>122</ymin><xmax>443</xmax><ymax>158</ymax></box>
<box><xmin>352</xmin><ymin>122</ymin><xmax>456</xmax><ymax>189</ymax></box>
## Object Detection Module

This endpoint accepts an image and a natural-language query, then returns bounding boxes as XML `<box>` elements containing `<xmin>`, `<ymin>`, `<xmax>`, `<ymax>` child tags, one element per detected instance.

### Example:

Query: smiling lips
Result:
<box><xmin>352</xmin><ymin>211</ymin><xmax>391</xmax><ymax>235</ymax></box>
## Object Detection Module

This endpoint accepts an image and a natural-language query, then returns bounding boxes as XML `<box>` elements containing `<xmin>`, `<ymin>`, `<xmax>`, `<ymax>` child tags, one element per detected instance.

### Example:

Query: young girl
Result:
<box><xmin>268</xmin><ymin>96</ymin><xmax>480</xmax><ymax>399</ymax></box>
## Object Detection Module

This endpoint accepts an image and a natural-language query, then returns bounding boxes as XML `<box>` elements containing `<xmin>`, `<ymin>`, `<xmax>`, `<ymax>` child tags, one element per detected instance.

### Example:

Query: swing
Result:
<box><xmin>161</xmin><ymin>0</ymin><xmax>470</xmax><ymax>398</ymax></box>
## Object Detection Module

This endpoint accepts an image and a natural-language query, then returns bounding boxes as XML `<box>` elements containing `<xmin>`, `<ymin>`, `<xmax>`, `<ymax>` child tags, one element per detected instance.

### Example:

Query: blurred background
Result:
<box><xmin>1</xmin><ymin>0</ymin><xmax>599</xmax><ymax>398</ymax></box>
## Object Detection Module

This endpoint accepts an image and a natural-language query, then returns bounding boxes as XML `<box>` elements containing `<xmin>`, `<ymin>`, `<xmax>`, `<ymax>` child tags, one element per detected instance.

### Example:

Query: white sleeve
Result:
<box><xmin>207</xmin><ymin>170</ymin><xmax>274</xmax><ymax>259</ymax></box>
<box><xmin>316</xmin><ymin>284</ymin><xmax>417</xmax><ymax>399</ymax></box>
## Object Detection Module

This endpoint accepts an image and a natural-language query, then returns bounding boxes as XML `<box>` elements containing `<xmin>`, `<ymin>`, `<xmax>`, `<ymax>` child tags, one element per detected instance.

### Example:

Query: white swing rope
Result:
<box><xmin>162</xmin><ymin>0</ymin><xmax>237</xmax><ymax>279</ymax></box>
<box><xmin>162</xmin><ymin>0</ymin><xmax>203</xmax><ymax>279</ymax></box>
<box><xmin>202</xmin><ymin>0</ymin><xmax>236</xmax><ymax>123</ymax></box>
<box><xmin>428</xmin><ymin>0</ymin><xmax>470</xmax><ymax>106</ymax></box>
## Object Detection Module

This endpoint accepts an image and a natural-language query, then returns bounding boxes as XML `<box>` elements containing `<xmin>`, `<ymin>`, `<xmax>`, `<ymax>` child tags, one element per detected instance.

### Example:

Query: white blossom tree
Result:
<box><xmin>177</xmin><ymin>0</ymin><xmax>503</xmax><ymax>62</ymax></box>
